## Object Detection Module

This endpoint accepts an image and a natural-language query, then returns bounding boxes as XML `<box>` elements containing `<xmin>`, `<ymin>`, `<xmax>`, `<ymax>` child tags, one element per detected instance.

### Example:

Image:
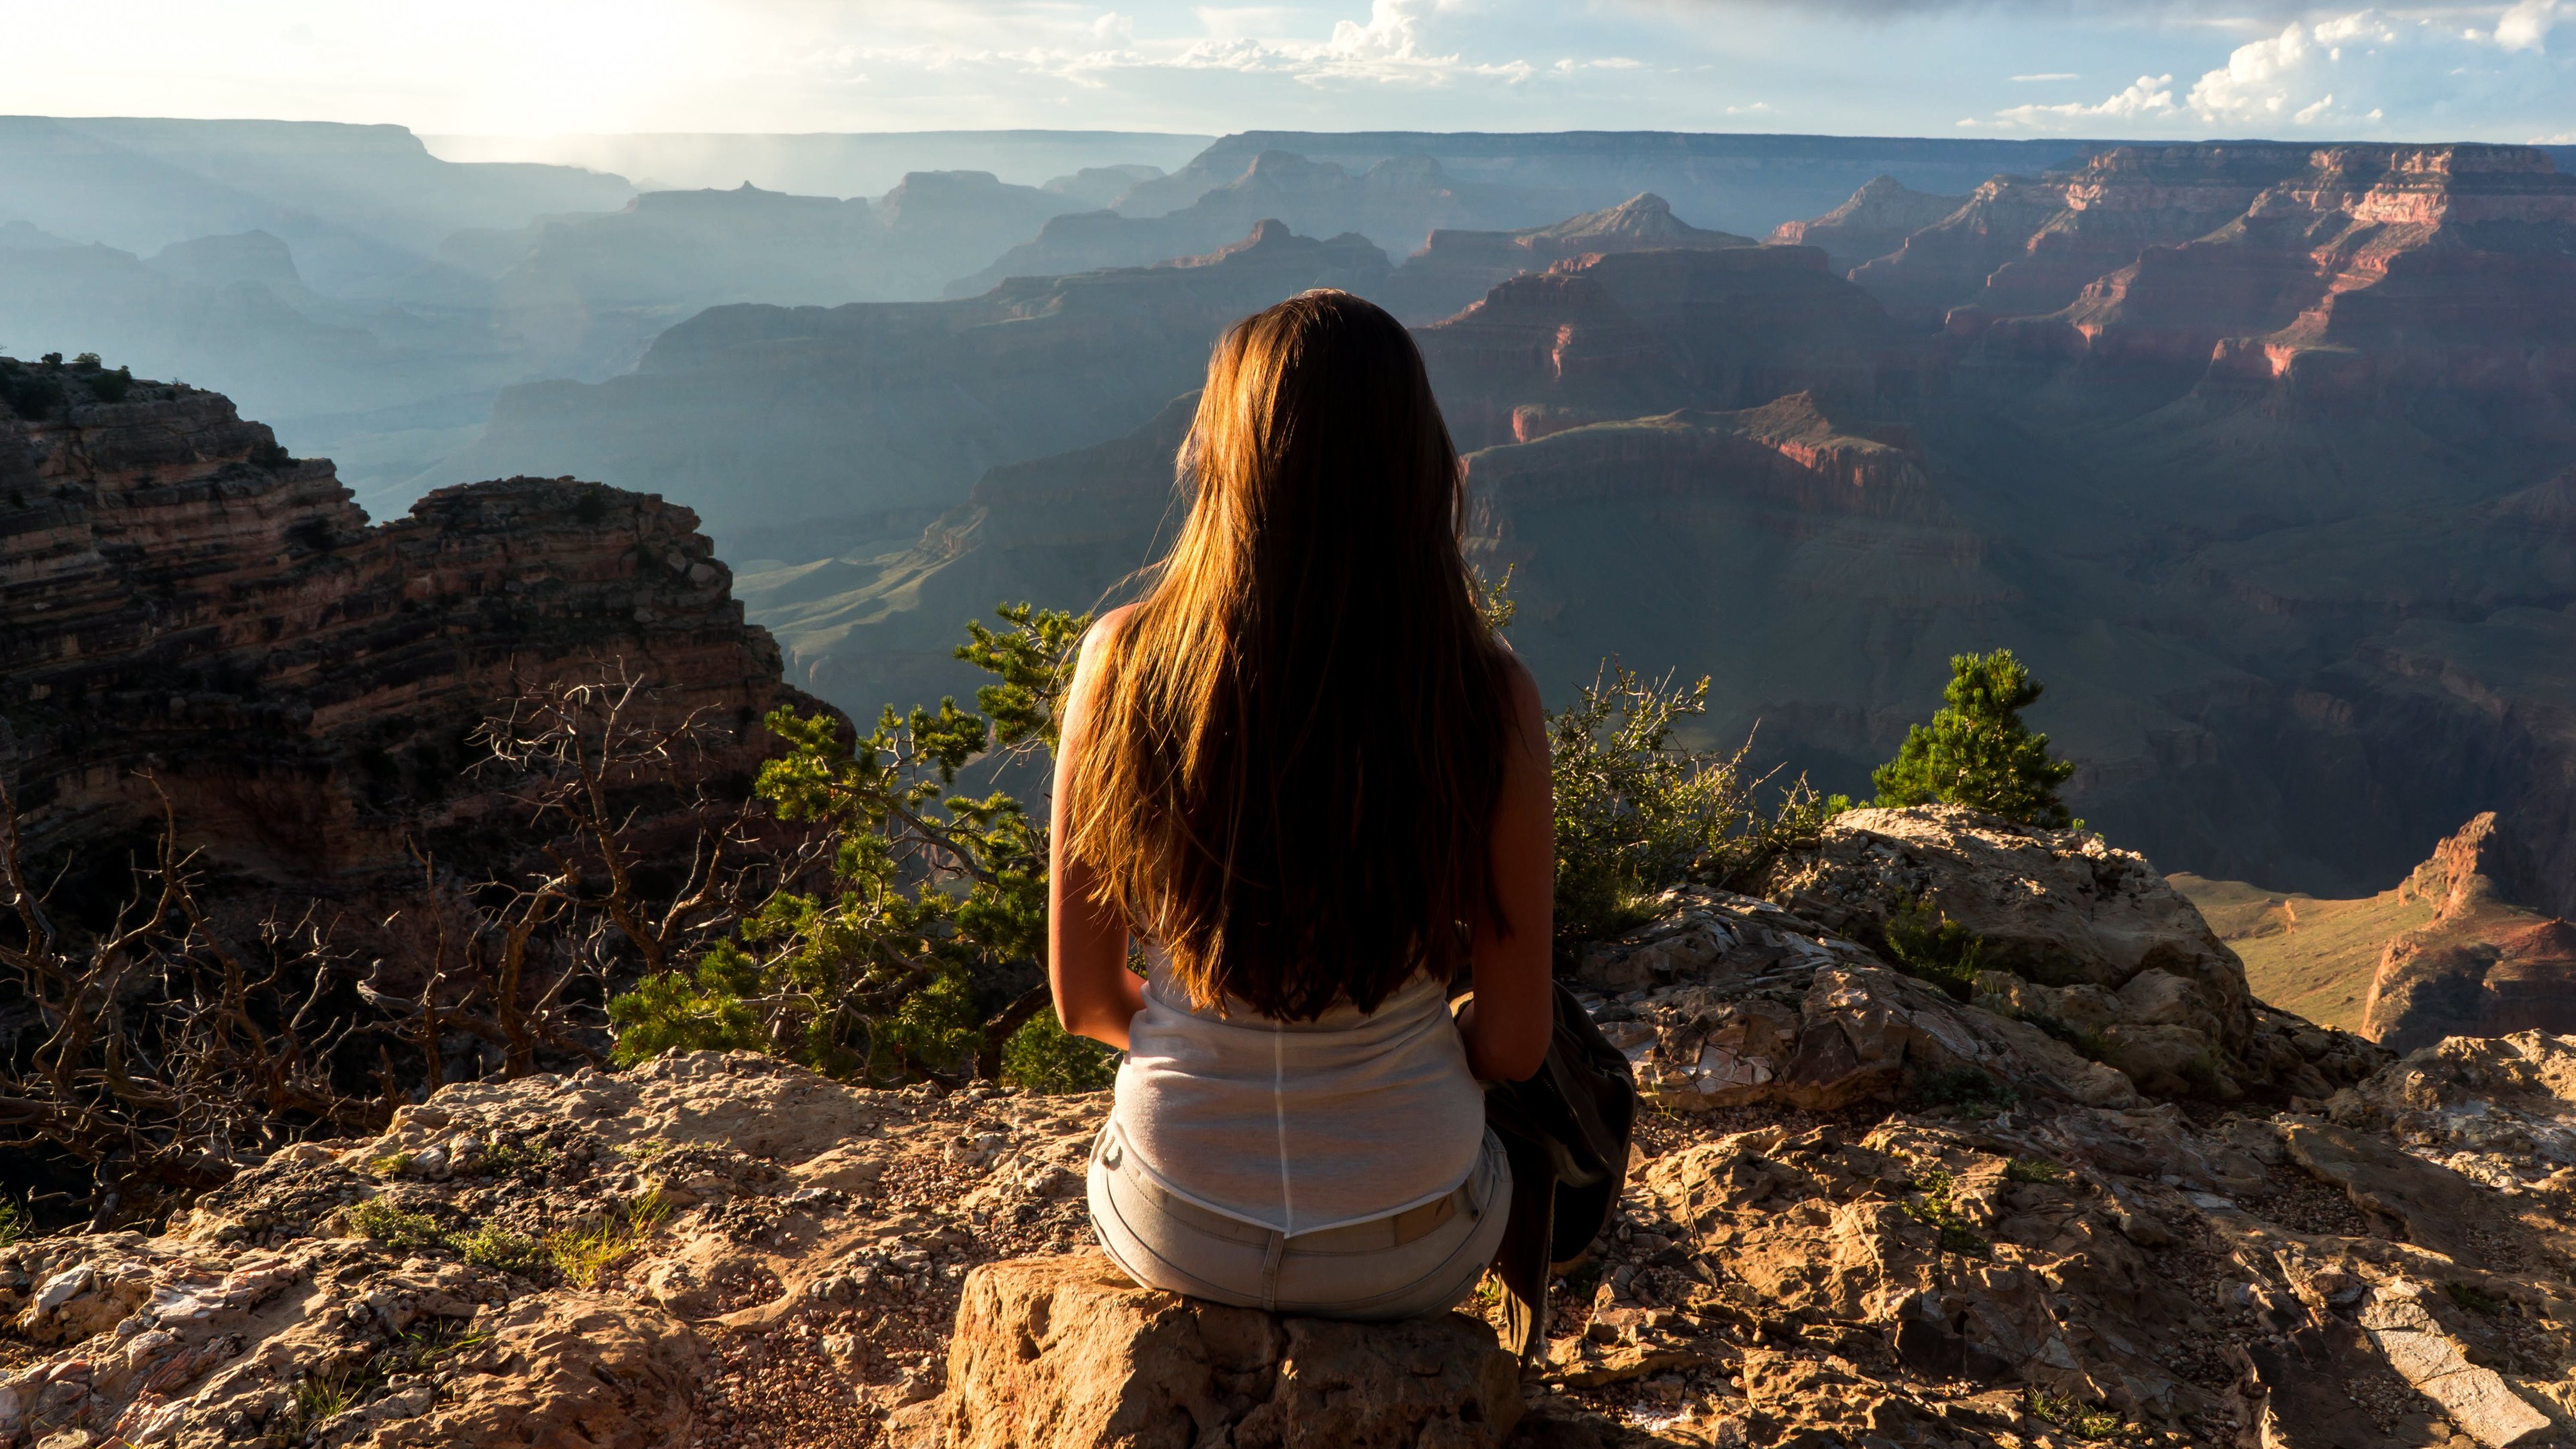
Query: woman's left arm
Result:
<box><xmin>1050</xmin><ymin>610</ymin><xmax>1147</xmax><ymax>1050</ymax></box>
<box><xmin>1459</xmin><ymin>657</ymin><xmax>1555</xmax><ymax>1082</ymax></box>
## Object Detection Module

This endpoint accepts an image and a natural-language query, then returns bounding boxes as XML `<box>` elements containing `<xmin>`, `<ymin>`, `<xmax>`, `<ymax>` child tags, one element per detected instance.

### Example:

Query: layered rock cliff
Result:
<box><xmin>0</xmin><ymin>358</ymin><xmax>806</xmax><ymax>887</ymax></box>
<box><xmin>2361</xmin><ymin>815</ymin><xmax>2576</xmax><ymax>1053</ymax></box>
<box><xmin>2180</xmin><ymin>813</ymin><xmax>2576</xmax><ymax>1056</ymax></box>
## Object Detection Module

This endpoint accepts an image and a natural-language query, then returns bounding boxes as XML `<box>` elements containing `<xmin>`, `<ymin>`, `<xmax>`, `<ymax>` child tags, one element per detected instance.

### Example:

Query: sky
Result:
<box><xmin>5</xmin><ymin>0</ymin><xmax>2573</xmax><ymax>144</ymax></box>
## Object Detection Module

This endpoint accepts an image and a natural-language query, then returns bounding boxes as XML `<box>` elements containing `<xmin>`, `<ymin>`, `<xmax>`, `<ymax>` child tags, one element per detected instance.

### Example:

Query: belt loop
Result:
<box><xmin>1258</xmin><ymin>1228</ymin><xmax>1287</xmax><ymax>1313</ymax></box>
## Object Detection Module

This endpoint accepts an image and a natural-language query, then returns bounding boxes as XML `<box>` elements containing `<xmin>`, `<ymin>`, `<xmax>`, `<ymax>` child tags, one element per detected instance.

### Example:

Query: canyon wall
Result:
<box><xmin>0</xmin><ymin>357</ymin><xmax>810</xmax><ymax>888</ymax></box>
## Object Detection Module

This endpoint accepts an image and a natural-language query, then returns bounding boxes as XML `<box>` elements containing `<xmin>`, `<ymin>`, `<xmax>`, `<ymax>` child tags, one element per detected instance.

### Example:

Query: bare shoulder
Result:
<box><xmin>1063</xmin><ymin>604</ymin><xmax>1138</xmax><ymax>735</ymax></box>
<box><xmin>1081</xmin><ymin>602</ymin><xmax>1140</xmax><ymax>661</ymax></box>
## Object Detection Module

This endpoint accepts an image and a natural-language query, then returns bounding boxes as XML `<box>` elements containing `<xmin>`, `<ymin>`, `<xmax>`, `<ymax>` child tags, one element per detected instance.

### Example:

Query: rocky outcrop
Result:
<box><xmin>1834</xmin><ymin>144</ymin><xmax>2319</xmax><ymax>330</ymax></box>
<box><xmin>0</xmin><ymin>1051</ymin><xmax>1109</xmax><ymax>1449</ymax></box>
<box><xmin>1776</xmin><ymin>808</ymin><xmax>2255</xmax><ymax>1018</ymax></box>
<box><xmin>34</xmin><ymin>820</ymin><xmax>2576</xmax><ymax>1448</ymax></box>
<box><xmin>461</xmin><ymin>219</ymin><xmax>1388</xmax><ymax>540</ymax></box>
<box><xmin>1375</xmin><ymin>194</ymin><xmax>1752</xmax><ymax>324</ymax></box>
<box><xmin>2365</xmin><ymin>816</ymin><xmax>2576</xmax><ymax>1053</ymax></box>
<box><xmin>946</xmin><ymin>1255</ymin><xmax>1522</xmax><ymax>1449</ymax></box>
<box><xmin>0</xmin><ymin>360</ymin><xmax>806</xmax><ymax>886</ymax></box>
<box><xmin>1766</xmin><ymin>175</ymin><xmax>1967</xmax><ymax>276</ymax></box>
<box><xmin>2180</xmin><ymin>816</ymin><xmax>2576</xmax><ymax>1055</ymax></box>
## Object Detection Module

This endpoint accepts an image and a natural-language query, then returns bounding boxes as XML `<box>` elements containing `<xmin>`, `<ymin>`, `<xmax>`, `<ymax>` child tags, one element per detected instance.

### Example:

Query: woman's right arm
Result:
<box><xmin>1050</xmin><ymin>606</ymin><xmax>1146</xmax><ymax>1050</ymax></box>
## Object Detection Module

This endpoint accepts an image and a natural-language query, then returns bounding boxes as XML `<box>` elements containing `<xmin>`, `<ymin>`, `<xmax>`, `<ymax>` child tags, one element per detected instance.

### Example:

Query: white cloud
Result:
<box><xmin>2148</xmin><ymin>5</ymin><xmax>2567</xmax><ymax>129</ymax></box>
<box><xmin>2495</xmin><ymin>0</ymin><xmax>2562</xmax><ymax>50</ymax></box>
<box><xmin>2010</xmin><ymin>71</ymin><xmax>2081</xmax><ymax>81</ymax></box>
<box><xmin>1991</xmin><ymin>72</ymin><xmax>2177</xmax><ymax>126</ymax></box>
<box><xmin>1146</xmin><ymin>0</ymin><xmax>1542</xmax><ymax>85</ymax></box>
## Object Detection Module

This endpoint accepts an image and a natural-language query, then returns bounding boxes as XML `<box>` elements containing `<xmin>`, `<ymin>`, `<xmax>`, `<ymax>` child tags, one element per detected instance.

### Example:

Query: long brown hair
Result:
<box><xmin>1063</xmin><ymin>290</ymin><xmax>1517</xmax><ymax>1020</ymax></box>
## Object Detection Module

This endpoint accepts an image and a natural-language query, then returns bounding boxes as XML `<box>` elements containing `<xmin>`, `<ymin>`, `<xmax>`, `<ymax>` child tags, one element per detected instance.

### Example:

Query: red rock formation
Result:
<box><xmin>0</xmin><ymin>359</ymin><xmax>812</xmax><ymax>887</ymax></box>
<box><xmin>1889</xmin><ymin>144</ymin><xmax>2576</xmax><ymax>432</ymax></box>
<box><xmin>1375</xmin><ymin>193</ymin><xmax>1752</xmax><ymax>323</ymax></box>
<box><xmin>2361</xmin><ymin>813</ymin><xmax>2576</xmax><ymax>1051</ymax></box>
<box><xmin>1768</xmin><ymin>176</ymin><xmax>1967</xmax><ymax>276</ymax></box>
<box><xmin>1949</xmin><ymin>146</ymin><xmax>2316</xmax><ymax>334</ymax></box>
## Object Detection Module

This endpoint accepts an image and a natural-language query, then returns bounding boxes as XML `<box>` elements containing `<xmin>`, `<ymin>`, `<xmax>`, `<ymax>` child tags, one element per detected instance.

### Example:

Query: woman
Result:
<box><xmin>1049</xmin><ymin>289</ymin><xmax>1555</xmax><ymax>1321</ymax></box>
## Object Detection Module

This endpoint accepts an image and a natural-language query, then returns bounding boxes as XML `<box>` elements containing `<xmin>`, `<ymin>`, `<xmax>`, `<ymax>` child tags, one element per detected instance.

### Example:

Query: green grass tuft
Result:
<box><xmin>476</xmin><ymin>1138</ymin><xmax>555</xmax><ymax>1179</ymax></box>
<box><xmin>345</xmin><ymin>1199</ymin><xmax>447</xmax><ymax>1254</ymax></box>
<box><xmin>455</xmin><ymin>1222</ymin><xmax>547</xmax><ymax>1276</ymax></box>
<box><xmin>2025</xmin><ymin>1389</ymin><xmax>2125</xmax><ymax>1440</ymax></box>
<box><xmin>545</xmin><ymin>1191</ymin><xmax>673</xmax><ymax>1288</ymax></box>
<box><xmin>1904</xmin><ymin>1169</ymin><xmax>1990</xmax><ymax>1256</ymax></box>
<box><xmin>2004</xmin><ymin>1157</ymin><xmax>2069</xmax><ymax>1185</ymax></box>
<box><xmin>1884</xmin><ymin>897</ymin><xmax>1986</xmax><ymax>1000</ymax></box>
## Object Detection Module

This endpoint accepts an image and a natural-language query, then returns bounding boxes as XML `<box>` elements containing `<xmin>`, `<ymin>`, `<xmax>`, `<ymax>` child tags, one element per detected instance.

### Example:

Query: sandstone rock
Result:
<box><xmin>2361</xmin><ymin>815</ymin><xmax>2576</xmax><ymax>1053</ymax></box>
<box><xmin>1772</xmin><ymin>806</ymin><xmax>2277</xmax><ymax>1095</ymax></box>
<box><xmin>2359</xmin><ymin>1283</ymin><xmax>2553</xmax><ymax>1446</ymax></box>
<box><xmin>0</xmin><ymin>366</ymin><xmax>814</xmax><ymax>889</ymax></box>
<box><xmin>943</xmin><ymin>1253</ymin><xmax>1523</xmax><ymax>1449</ymax></box>
<box><xmin>18</xmin><ymin>883</ymin><xmax>2576</xmax><ymax>1448</ymax></box>
<box><xmin>1574</xmin><ymin>885</ymin><xmax>2143</xmax><ymax>1115</ymax></box>
<box><xmin>2328</xmin><ymin>1030</ymin><xmax>2576</xmax><ymax>1198</ymax></box>
<box><xmin>1418</xmin><ymin>248</ymin><xmax>1900</xmax><ymax>453</ymax></box>
<box><xmin>0</xmin><ymin>1052</ymin><xmax>1112</xmax><ymax>1449</ymax></box>
<box><xmin>1775</xmin><ymin>806</ymin><xmax>2247</xmax><ymax>1002</ymax></box>
<box><xmin>2278</xmin><ymin>1118</ymin><xmax>2501</xmax><ymax>1260</ymax></box>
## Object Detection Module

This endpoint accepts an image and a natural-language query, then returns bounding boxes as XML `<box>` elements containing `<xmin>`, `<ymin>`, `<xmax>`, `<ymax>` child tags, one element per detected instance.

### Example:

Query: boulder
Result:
<box><xmin>942</xmin><ymin>1254</ymin><xmax>1523</xmax><ymax>1449</ymax></box>
<box><xmin>1576</xmin><ymin>886</ymin><xmax>2142</xmax><ymax>1113</ymax></box>
<box><xmin>1771</xmin><ymin>805</ymin><xmax>2266</xmax><ymax>1088</ymax></box>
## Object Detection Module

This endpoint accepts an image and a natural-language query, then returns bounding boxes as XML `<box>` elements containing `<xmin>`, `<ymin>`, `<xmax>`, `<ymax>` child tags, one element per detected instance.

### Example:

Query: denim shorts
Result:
<box><xmin>1086</xmin><ymin>1118</ymin><xmax>1511</xmax><ymax>1320</ymax></box>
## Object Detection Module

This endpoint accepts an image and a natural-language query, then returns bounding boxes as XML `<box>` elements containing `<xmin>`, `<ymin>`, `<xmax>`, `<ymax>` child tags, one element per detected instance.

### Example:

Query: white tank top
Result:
<box><xmin>1110</xmin><ymin>963</ymin><xmax>1487</xmax><ymax>1236</ymax></box>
